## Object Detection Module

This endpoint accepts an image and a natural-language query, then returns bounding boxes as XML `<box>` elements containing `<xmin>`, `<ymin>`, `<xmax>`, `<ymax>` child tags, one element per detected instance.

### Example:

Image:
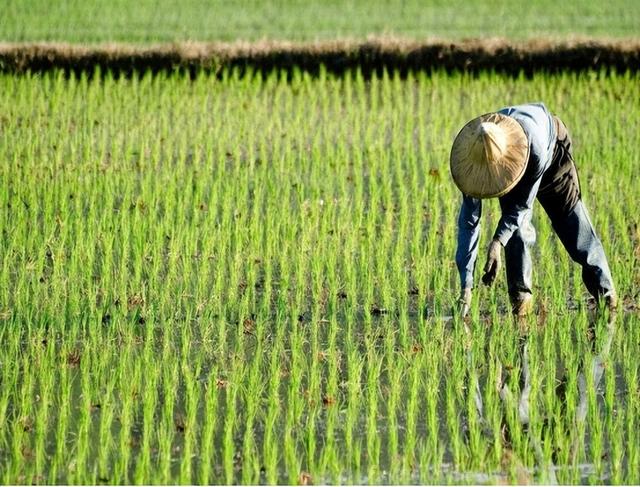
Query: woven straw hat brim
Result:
<box><xmin>450</xmin><ymin>112</ymin><xmax>530</xmax><ymax>199</ymax></box>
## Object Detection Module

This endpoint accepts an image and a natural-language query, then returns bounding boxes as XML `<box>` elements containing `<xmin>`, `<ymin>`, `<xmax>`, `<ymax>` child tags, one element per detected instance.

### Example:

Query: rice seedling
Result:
<box><xmin>0</xmin><ymin>68</ymin><xmax>638</xmax><ymax>484</ymax></box>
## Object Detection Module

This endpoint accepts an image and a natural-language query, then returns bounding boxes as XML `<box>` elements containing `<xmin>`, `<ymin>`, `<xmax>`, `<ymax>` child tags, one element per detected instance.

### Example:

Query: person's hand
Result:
<box><xmin>482</xmin><ymin>239</ymin><xmax>502</xmax><ymax>286</ymax></box>
<box><xmin>459</xmin><ymin>287</ymin><xmax>472</xmax><ymax>318</ymax></box>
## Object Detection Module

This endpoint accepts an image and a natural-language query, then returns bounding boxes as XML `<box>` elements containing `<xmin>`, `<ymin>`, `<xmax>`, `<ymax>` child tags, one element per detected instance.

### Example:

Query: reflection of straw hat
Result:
<box><xmin>450</xmin><ymin>113</ymin><xmax>529</xmax><ymax>198</ymax></box>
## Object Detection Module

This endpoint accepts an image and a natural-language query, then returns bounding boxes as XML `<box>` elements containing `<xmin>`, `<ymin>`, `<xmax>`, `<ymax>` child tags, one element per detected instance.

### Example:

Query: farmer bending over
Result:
<box><xmin>450</xmin><ymin>102</ymin><xmax>616</xmax><ymax>317</ymax></box>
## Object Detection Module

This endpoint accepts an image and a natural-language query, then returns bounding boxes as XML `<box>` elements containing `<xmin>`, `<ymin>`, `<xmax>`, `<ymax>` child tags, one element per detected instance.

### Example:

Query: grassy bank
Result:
<box><xmin>2</xmin><ymin>39</ymin><xmax>640</xmax><ymax>76</ymax></box>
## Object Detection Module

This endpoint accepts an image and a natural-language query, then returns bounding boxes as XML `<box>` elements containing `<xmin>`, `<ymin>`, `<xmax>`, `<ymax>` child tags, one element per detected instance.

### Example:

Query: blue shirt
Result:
<box><xmin>455</xmin><ymin>102</ymin><xmax>557</xmax><ymax>289</ymax></box>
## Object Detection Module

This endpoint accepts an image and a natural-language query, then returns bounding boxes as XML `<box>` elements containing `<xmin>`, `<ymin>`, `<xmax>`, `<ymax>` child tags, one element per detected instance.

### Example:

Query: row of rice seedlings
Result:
<box><xmin>0</xmin><ymin>69</ymin><xmax>638</xmax><ymax>483</ymax></box>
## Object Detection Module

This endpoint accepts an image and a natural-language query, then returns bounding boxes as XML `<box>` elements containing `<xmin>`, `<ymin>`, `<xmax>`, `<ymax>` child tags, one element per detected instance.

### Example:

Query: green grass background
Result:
<box><xmin>2</xmin><ymin>0</ymin><xmax>639</xmax><ymax>43</ymax></box>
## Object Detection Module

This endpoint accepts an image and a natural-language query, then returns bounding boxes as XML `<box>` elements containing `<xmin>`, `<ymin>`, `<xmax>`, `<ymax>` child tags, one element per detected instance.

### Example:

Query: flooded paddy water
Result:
<box><xmin>3</xmin><ymin>307</ymin><xmax>636</xmax><ymax>484</ymax></box>
<box><xmin>0</xmin><ymin>70</ymin><xmax>638</xmax><ymax>484</ymax></box>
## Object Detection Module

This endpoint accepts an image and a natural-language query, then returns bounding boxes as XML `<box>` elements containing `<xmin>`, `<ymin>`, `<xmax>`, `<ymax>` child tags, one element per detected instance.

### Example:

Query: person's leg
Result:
<box><xmin>502</xmin><ymin>207</ymin><xmax>536</xmax><ymax>315</ymax></box>
<box><xmin>538</xmin><ymin>116</ymin><xmax>616</xmax><ymax>304</ymax></box>
<box><xmin>548</xmin><ymin>200</ymin><xmax>615</xmax><ymax>301</ymax></box>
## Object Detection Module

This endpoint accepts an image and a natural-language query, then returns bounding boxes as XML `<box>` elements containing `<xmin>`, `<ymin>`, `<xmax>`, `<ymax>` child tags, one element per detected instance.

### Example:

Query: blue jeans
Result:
<box><xmin>503</xmin><ymin>117</ymin><xmax>615</xmax><ymax>306</ymax></box>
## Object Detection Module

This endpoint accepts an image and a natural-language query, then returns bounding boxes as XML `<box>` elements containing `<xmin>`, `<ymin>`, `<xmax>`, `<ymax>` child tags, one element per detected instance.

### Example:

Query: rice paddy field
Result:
<box><xmin>0</xmin><ymin>68</ymin><xmax>638</xmax><ymax>484</ymax></box>
<box><xmin>2</xmin><ymin>0</ymin><xmax>640</xmax><ymax>43</ymax></box>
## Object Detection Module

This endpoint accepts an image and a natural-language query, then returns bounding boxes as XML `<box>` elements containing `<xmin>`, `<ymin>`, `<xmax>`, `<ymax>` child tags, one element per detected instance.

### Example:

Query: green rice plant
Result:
<box><xmin>2</xmin><ymin>0</ymin><xmax>640</xmax><ymax>43</ymax></box>
<box><xmin>0</xmin><ymin>69</ymin><xmax>638</xmax><ymax>484</ymax></box>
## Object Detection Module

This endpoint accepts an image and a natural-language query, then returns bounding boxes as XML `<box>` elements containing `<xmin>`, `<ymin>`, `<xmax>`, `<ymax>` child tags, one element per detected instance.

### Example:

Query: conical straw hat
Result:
<box><xmin>450</xmin><ymin>113</ymin><xmax>529</xmax><ymax>198</ymax></box>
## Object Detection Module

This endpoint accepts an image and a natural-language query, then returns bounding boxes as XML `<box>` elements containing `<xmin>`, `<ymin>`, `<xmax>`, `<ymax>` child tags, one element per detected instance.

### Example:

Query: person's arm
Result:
<box><xmin>492</xmin><ymin>154</ymin><xmax>544</xmax><ymax>247</ymax></box>
<box><xmin>492</xmin><ymin>181</ymin><xmax>541</xmax><ymax>246</ymax></box>
<box><xmin>481</xmin><ymin>177</ymin><xmax>541</xmax><ymax>286</ymax></box>
<box><xmin>456</xmin><ymin>194</ymin><xmax>482</xmax><ymax>291</ymax></box>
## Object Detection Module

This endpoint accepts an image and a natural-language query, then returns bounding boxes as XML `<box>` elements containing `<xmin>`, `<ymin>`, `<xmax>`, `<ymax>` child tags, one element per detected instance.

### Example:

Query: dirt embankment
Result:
<box><xmin>1</xmin><ymin>38</ymin><xmax>639</xmax><ymax>77</ymax></box>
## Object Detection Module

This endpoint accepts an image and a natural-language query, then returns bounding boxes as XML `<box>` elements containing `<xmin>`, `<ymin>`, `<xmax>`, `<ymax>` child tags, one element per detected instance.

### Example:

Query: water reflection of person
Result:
<box><xmin>469</xmin><ymin>311</ymin><xmax>616</xmax><ymax>484</ymax></box>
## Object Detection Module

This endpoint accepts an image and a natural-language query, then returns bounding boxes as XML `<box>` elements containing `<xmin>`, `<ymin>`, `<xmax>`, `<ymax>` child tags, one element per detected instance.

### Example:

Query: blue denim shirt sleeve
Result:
<box><xmin>493</xmin><ymin>151</ymin><xmax>545</xmax><ymax>247</ymax></box>
<box><xmin>456</xmin><ymin>195</ymin><xmax>482</xmax><ymax>289</ymax></box>
<box><xmin>492</xmin><ymin>102</ymin><xmax>556</xmax><ymax>246</ymax></box>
